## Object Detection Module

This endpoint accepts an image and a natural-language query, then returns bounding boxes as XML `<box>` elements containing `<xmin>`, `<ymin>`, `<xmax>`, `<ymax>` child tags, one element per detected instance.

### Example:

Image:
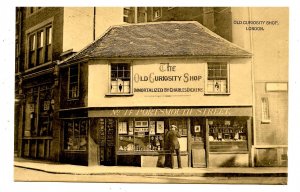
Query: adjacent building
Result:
<box><xmin>14</xmin><ymin>7</ymin><xmax>124</xmax><ymax>161</ymax></box>
<box><xmin>231</xmin><ymin>7</ymin><xmax>288</xmax><ymax>167</ymax></box>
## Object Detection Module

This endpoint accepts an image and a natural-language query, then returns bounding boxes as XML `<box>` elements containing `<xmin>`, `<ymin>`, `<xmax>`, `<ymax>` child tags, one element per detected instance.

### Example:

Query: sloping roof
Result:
<box><xmin>65</xmin><ymin>21</ymin><xmax>251</xmax><ymax>63</ymax></box>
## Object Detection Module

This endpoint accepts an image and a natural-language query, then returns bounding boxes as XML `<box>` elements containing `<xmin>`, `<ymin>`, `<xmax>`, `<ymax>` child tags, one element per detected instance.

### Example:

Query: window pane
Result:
<box><xmin>111</xmin><ymin>64</ymin><xmax>117</xmax><ymax>71</ymax></box>
<box><xmin>221</xmin><ymin>69</ymin><xmax>227</xmax><ymax>77</ymax></box>
<box><xmin>46</xmin><ymin>27</ymin><xmax>52</xmax><ymax>45</ymax></box>
<box><xmin>37</xmin><ymin>31</ymin><xmax>44</xmax><ymax>48</ymax></box>
<box><xmin>65</xmin><ymin>121</ymin><xmax>73</xmax><ymax>150</ymax></box>
<box><xmin>214</xmin><ymin>70</ymin><xmax>221</xmax><ymax>77</ymax></box>
<box><xmin>45</xmin><ymin>44</ymin><xmax>52</xmax><ymax>62</ymax></box>
<box><xmin>69</xmin><ymin>65</ymin><xmax>79</xmax><ymax>98</ymax></box>
<box><xmin>29</xmin><ymin>35</ymin><xmax>36</xmax><ymax>51</ymax></box>
<box><xmin>124</xmin><ymin>70</ymin><xmax>130</xmax><ymax>78</ymax></box>
<box><xmin>111</xmin><ymin>70</ymin><xmax>117</xmax><ymax>79</ymax></box>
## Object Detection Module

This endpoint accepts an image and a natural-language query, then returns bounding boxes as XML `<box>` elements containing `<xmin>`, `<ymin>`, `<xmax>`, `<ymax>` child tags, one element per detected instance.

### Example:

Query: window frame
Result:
<box><xmin>24</xmin><ymin>84</ymin><xmax>53</xmax><ymax>137</ymax></box>
<box><xmin>205</xmin><ymin>62</ymin><xmax>230</xmax><ymax>95</ymax></box>
<box><xmin>68</xmin><ymin>64</ymin><xmax>80</xmax><ymax>100</ymax></box>
<box><xmin>107</xmin><ymin>62</ymin><xmax>133</xmax><ymax>96</ymax></box>
<box><xmin>26</xmin><ymin>22</ymin><xmax>53</xmax><ymax>69</ymax></box>
<box><xmin>63</xmin><ymin>119</ymin><xmax>88</xmax><ymax>151</ymax></box>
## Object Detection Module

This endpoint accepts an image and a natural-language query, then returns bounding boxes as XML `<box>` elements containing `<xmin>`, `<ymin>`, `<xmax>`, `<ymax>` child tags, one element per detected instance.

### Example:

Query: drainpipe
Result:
<box><xmin>248</xmin><ymin>7</ymin><xmax>256</xmax><ymax>167</ymax></box>
<box><xmin>93</xmin><ymin>7</ymin><xmax>96</xmax><ymax>41</ymax></box>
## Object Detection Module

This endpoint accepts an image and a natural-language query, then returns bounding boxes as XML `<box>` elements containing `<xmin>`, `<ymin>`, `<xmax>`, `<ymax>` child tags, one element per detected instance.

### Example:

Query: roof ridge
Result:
<box><xmin>112</xmin><ymin>20</ymin><xmax>200</xmax><ymax>28</ymax></box>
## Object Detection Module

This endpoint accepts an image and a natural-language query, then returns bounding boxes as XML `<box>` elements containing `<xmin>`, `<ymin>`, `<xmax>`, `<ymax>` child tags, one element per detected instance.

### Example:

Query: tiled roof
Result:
<box><xmin>65</xmin><ymin>21</ymin><xmax>251</xmax><ymax>63</ymax></box>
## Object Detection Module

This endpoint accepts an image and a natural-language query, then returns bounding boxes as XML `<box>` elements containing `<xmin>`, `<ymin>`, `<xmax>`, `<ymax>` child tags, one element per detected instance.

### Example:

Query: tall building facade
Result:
<box><xmin>14</xmin><ymin>7</ymin><xmax>124</xmax><ymax>161</ymax></box>
<box><xmin>123</xmin><ymin>7</ymin><xmax>233</xmax><ymax>42</ymax></box>
<box><xmin>231</xmin><ymin>7</ymin><xmax>288</xmax><ymax>167</ymax></box>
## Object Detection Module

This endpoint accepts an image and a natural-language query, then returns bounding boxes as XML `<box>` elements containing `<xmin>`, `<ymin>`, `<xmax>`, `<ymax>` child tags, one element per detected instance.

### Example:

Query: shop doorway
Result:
<box><xmin>98</xmin><ymin>118</ymin><xmax>116</xmax><ymax>166</ymax></box>
<box><xmin>190</xmin><ymin>118</ymin><xmax>207</xmax><ymax>167</ymax></box>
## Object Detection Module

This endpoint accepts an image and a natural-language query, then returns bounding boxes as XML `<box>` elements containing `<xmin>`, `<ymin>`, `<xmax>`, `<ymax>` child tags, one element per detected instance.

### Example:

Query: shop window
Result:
<box><xmin>118</xmin><ymin>118</ymin><xmax>166</xmax><ymax>152</ymax></box>
<box><xmin>27</xmin><ymin>24</ymin><xmax>52</xmax><ymax>69</ymax></box>
<box><xmin>208</xmin><ymin>118</ymin><xmax>248</xmax><ymax>142</ymax></box>
<box><xmin>206</xmin><ymin>62</ymin><xmax>229</xmax><ymax>94</ymax></box>
<box><xmin>169</xmin><ymin>118</ymin><xmax>188</xmax><ymax>136</ymax></box>
<box><xmin>25</xmin><ymin>85</ymin><xmax>53</xmax><ymax>137</ymax></box>
<box><xmin>117</xmin><ymin>118</ymin><xmax>188</xmax><ymax>152</ymax></box>
<box><xmin>261</xmin><ymin>97</ymin><xmax>271</xmax><ymax>123</ymax></box>
<box><xmin>64</xmin><ymin>119</ymin><xmax>88</xmax><ymax>151</ymax></box>
<box><xmin>68</xmin><ymin>64</ymin><xmax>79</xmax><ymax>99</ymax></box>
<box><xmin>110</xmin><ymin>63</ymin><xmax>131</xmax><ymax>94</ymax></box>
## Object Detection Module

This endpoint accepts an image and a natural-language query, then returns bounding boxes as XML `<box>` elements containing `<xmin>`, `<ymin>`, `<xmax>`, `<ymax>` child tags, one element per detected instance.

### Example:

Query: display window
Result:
<box><xmin>118</xmin><ymin>118</ymin><xmax>167</xmax><ymax>152</ymax></box>
<box><xmin>208</xmin><ymin>117</ymin><xmax>248</xmax><ymax>142</ymax></box>
<box><xmin>64</xmin><ymin>119</ymin><xmax>88</xmax><ymax>151</ymax></box>
<box><xmin>169</xmin><ymin>118</ymin><xmax>188</xmax><ymax>136</ymax></box>
<box><xmin>25</xmin><ymin>84</ymin><xmax>53</xmax><ymax>137</ymax></box>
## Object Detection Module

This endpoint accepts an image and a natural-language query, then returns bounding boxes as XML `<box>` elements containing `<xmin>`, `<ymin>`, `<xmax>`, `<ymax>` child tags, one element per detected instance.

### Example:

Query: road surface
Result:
<box><xmin>14</xmin><ymin>167</ymin><xmax>287</xmax><ymax>184</ymax></box>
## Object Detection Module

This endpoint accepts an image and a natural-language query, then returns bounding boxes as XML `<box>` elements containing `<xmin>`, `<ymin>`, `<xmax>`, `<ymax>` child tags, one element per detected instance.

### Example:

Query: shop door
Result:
<box><xmin>191</xmin><ymin>118</ymin><xmax>207</xmax><ymax>167</ymax></box>
<box><xmin>99</xmin><ymin>118</ymin><xmax>116</xmax><ymax>166</ymax></box>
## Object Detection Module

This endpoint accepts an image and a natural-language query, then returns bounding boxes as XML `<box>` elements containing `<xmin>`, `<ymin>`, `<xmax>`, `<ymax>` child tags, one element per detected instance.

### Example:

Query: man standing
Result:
<box><xmin>166</xmin><ymin>125</ymin><xmax>182</xmax><ymax>169</ymax></box>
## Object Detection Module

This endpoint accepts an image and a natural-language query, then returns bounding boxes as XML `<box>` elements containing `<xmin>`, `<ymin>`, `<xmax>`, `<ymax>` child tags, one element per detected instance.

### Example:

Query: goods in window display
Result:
<box><xmin>156</xmin><ymin>121</ymin><xmax>164</xmax><ymax>133</ymax></box>
<box><xmin>194</xmin><ymin>125</ymin><xmax>201</xmax><ymax>133</ymax></box>
<box><xmin>208</xmin><ymin>119</ymin><xmax>248</xmax><ymax>141</ymax></box>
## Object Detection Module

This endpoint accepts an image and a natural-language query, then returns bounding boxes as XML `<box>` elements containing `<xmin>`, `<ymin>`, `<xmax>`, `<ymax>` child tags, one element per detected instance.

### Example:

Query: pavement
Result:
<box><xmin>14</xmin><ymin>157</ymin><xmax>288</xmax><ymax>177</ymax></box>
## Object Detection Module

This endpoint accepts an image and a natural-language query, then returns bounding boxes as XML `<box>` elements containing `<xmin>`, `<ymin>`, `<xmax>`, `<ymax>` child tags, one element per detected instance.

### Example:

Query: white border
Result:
<box><xmin>1</xmin><ymin>1</ymin><xmax>299</xmax><ymax>192</ymax></box>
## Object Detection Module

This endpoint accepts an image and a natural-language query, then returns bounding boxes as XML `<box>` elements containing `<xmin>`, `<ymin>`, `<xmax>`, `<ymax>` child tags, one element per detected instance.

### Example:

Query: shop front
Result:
<box><xmin>60</xmin><ymin>106</ymin><xmax>252</xmax><ymax>167</ymax></box>
<box><xmin>58</xmin><ymin>21</ymin><xmax>253</xmax><ymax>167</ymax></box>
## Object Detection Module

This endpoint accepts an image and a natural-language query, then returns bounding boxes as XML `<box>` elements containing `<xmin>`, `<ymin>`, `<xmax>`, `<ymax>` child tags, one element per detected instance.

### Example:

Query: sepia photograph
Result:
<box><xmin>2</xmin><ymin>1</ymin><xmax>300</xmax><ymax>192</ymax></box>
<box><xmin>12</xmin><ymin>6</ymin><xmax>288</xmax><ymax>185</ymax></box>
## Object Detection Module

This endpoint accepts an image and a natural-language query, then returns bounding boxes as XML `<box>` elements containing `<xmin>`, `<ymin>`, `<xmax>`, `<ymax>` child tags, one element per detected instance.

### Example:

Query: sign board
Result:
<box><xmin>89</xmin><ymin>107</ymin><xmax>252</xmax><ymax>117</ymax></box>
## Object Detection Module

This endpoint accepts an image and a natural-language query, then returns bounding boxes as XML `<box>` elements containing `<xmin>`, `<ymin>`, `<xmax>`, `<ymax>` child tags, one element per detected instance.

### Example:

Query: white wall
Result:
<box><xmin>63</xmin><ymin>7</ymin><xmax>94</xmax><ymax>52</ymax></box>
<box><xmin>63</xmin><ymin>7</ymin><xmax>124</xmax><ymax>53</ymax></box>
<box><xmin>88</xmin><ymin>58</ymin><xmax>253</xmax><ymax>107</ymax></box>
<box><xmin>232</xmin><ymin>7</ymin><xmax>289</xmax><ymax>82</ymax></box>
<box><xmin>95</xmin><ymin>7</ymin><xmax>124</xmax><ymax>39</ymax></box>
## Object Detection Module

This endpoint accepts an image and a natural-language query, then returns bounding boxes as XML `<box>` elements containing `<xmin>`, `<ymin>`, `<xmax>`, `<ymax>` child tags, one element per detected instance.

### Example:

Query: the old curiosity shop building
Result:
<box><xmin>58</xmin><ymin>21</ymin><xmax>254</xmax><ymax>167</ymax></box>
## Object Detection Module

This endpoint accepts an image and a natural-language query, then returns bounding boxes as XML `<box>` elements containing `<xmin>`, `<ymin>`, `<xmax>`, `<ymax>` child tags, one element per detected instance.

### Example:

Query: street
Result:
<box><xmin>14</xmin><ymin>167</ymin><xmax>287</xmax><ymax>184</ymax></box>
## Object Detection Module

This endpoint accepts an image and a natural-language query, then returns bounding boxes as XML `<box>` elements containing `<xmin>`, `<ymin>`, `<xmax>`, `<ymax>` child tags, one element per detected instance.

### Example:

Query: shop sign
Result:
<box><xmin>89</xmin><ymin>107</ymin><xmax>252</xmax><ymax>117</ymax></box>
<box><xmin>133</xmin><ymin>63</ymin><xmax>204</xmax><ymax>94</ymax></box>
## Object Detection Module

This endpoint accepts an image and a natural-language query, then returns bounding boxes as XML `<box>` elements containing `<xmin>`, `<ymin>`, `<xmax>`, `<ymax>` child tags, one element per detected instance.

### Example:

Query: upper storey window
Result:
<box><xmin>110</xmin><ymin>63</ymin><xmax>131</xmax><ymax>94</ymax></box>
<box><xmin>206</xmin><ymin>62</ymin><xmax>229</xmax><ymax>94</ymax></box>
<box><xmin>27</xmin><ymin>25</ymin><xmax>52</xmax><ymax>69</ymax></box>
